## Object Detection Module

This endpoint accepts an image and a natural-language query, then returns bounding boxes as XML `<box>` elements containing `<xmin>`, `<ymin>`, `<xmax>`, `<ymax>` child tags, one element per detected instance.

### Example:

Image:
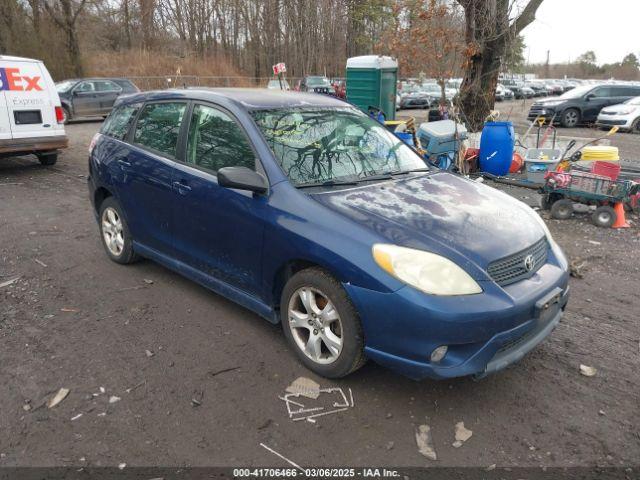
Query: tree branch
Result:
<box><xmin>511</xmin><ymin>0</ymin><xmax>543</xmax><ymax>34</ymax></box>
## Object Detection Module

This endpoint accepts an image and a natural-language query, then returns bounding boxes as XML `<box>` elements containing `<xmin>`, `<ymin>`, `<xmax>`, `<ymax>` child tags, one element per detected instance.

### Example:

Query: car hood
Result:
<box><xmin>536</xmin><ymin>97</ymin><xmax>566</xmax><ymax>105</ymax></box>
<box><xmin>310</xmin><ymin>172</ymin><xmax>545</xmax><ymax>270</ymax></box>
<box><xmin>600</xmin><ymin>103</ymin><xmax>637</xmax><ymax>115</ymax></box>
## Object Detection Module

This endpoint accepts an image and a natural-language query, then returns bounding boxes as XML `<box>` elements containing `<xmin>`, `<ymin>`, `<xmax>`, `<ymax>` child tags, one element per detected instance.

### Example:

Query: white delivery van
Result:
<box><xmin>0</xmin><ymin>55</ymin><xmax>68</xmax><ymax>165</ymax></box>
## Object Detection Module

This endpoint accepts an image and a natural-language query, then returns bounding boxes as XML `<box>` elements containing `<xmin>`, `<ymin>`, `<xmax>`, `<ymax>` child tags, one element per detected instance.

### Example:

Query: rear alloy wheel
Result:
<box><xmin>281</xmin><ymin>268</ymin><xmax>365</xmax><ymax>378</ymax></box>
<box><xmin>99</xmin><ymin>197</ymin><xmax>139</xmax><ymax>264</ymax></box>
<box><xmin>561</xmin><ymin>109</ymin><xmax>580</xmax><ymax>128</ymax></box>
<box><xmin>592</xmin><ymin>205</ymin><xmax>617</xmax><ymax>228</ymax></box>
<box><xmin>550</xmin><ymin>199</ymin><xmax>574</xmax><ymax>220</ymax></box>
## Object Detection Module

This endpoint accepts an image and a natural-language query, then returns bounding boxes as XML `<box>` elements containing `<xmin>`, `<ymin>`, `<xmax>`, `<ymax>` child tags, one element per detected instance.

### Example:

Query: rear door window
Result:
<box><xmin>133</xmin><ymin>102</ymin><xmax>187</xmax><ymax>158</ymax></box>
<box><xmin>101</xmin><ymin>103</ymin><xmax>141</xmax><ymax>140</ymax></box>
<box><xmin>185</xmin><ymin>103</ymin><xmax>255</xmax><ymax>172</ymax></box>
<box><xmin>94</xmin><ymin>80</ymin><xmax>121</xmax><ymax>92</ymax></box>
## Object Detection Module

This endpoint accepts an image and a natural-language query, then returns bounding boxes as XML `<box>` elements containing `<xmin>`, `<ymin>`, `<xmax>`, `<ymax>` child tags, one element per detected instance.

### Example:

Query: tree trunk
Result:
<box><xmin>456</xmin><ymin>0</ymin><xmax>544</xmax><ymax>131</ymax></box>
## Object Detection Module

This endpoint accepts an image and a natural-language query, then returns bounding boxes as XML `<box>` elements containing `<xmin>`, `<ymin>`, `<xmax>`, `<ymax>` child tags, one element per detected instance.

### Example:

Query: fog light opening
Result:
<box><xmin>430</xmin><ymin>345</ymin><xmax>448</xmax><ymax>363</ymax></box>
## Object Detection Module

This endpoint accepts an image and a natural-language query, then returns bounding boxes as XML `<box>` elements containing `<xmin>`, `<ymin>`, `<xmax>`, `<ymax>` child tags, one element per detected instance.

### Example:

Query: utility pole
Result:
<box><xmin>544</xmin><ymin>50</ymin><xmax>550</xmax><ymax>78</ymax></box>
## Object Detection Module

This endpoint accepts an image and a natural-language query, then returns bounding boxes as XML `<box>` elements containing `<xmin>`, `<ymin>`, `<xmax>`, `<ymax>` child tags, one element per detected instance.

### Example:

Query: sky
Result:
<box><xmin>521</xmin><ymin>0</ymin><xmax>640</xmax><ymax>66</ymax></box>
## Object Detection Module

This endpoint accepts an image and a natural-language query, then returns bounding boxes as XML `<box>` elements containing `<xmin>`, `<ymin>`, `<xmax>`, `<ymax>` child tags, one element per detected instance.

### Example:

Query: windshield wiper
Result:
<box><xmin>295</xmin><ymin>179</ymin><xmax>359</xmax><ymax>189</ymax></box>
<box><xmin>354</xmin><ymin>167</ymin><xmax>431</xmax><ymax>183</ymax></box>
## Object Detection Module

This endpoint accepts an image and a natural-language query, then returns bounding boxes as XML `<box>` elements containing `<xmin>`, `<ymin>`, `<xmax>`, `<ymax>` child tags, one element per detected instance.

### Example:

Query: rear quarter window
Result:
<box><xmin>101</xmin><ymin>103</ymin><xmax>141</xmax><ymax>141</ymax></box>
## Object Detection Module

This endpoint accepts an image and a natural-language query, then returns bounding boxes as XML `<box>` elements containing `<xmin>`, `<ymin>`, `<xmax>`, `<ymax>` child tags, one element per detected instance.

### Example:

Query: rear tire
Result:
<box><xmin>561</xmin><ymin>108</ymin><xmax>580</xmax><ymax>128</ymax></box>
<box><xmin>98</xmin><ymin>197</ymin><xmax>139</xmax><ymax>264</ymax></box>
<box><xmin>37</xmin><ymin>153</ymin><xmax>57</xmax><ymax>166</ymax></box>
<box><xmin>550</xmin><ymin>199</ymin><xmax>573</xmax><ymax>220</ymax></box>
<box><xmin>62</xmin><ymin>106</ymin><xmax>71</xmax><ymax>124</ymax></box>
<box><xmin>592</xmin><ymin>205</ymin><xmax>616</xmax><ymax>228</ymax></box>
<box><xmin>280</xmin><ymin>267</ymin><xmax>365</xmax><ymax>378</ymax></box>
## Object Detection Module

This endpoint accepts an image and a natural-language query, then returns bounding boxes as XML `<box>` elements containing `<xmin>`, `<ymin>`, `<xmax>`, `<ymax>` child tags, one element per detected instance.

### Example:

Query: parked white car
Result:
<box><xmin>596</xmin><ymin>96</ymin><xmax>640</xmax><ymax>133</ymax></box>
<box><xmin>0</xmin><ymin>55</ymin><xmax>67</xmax><ymax>165</ymax></box>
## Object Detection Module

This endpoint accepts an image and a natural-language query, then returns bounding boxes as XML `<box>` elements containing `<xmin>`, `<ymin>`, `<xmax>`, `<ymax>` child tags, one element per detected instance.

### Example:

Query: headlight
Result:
<box><xmin>614</xmin><ymin>108</ymin><xmax>635</xmax><ymax>115</ymax></box>
<box><xmin>372</xmin><ymin>244</ymin><xmax>482</xmax><ymax>296</ymax></box>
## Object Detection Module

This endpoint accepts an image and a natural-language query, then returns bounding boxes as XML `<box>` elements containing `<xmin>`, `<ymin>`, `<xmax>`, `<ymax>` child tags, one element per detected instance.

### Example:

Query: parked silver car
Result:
<box><xmin>596</xmin><ymin>96</ymin><xmax>640</xmax><ymax>133</ymax></box>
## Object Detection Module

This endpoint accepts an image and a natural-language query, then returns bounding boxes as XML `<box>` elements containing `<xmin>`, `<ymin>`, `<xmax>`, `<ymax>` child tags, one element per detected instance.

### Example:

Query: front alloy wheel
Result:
<box><xmin>562</xmin><ymin>109</ymin><xmax>580</xmax><ymax>128</ymax></box>
<box><xmin>288</xmin><ymin>287</ymin><xmax>343</xmax><ymax>364</ymax></box>
<box><xmin>281</xmin><ymin>268</ymin><xmax>365</xmax><ymax>378</ymax></box>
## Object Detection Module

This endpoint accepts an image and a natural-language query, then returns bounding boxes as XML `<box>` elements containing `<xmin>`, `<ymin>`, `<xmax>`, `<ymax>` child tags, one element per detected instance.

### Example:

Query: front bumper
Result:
<box><xmin>527</xmin><ymin>106</ymin><xmax>558</xmax><ymax>121</ymax></box>
<box><xmin>0</xmin><ymin>135</ymin><xmax>68</xmax><ymax>156</ymax></box>
<box><xmin>595</xmin><ymin>116</ymin><xmax>633</xmax><ymax>128</ymax></box>
<box><xmin>345</xmin><ymin>258</ymin><xmax>570</xmax><ymax>380</ymax></box>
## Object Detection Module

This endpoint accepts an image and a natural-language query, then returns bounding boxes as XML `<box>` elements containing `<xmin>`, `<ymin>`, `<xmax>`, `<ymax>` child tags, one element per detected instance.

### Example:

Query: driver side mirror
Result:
<box><xmin>585</xmin><ymin>93</ymin><xmax>595</xmax><ymax>101</ymax></box>
<box><xmin>217</xmin><ymin>166</ymin><xmax>267</xmax><ymax>194</ymax></box>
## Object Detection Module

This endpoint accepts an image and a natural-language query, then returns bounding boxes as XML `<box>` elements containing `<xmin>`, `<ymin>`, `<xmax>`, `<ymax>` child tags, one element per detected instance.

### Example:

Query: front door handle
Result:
<box><xmin>172</xmin><ymin>181</ymin><xmax>192</xmax><ymax>194</ymax></box>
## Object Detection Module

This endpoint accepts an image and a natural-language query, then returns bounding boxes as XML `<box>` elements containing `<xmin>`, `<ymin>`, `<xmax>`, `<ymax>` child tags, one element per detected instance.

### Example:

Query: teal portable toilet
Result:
<box><xmin>346</xmin><ymin>55</ymin><xmax>398</xmax><ymax>120</ymax></box>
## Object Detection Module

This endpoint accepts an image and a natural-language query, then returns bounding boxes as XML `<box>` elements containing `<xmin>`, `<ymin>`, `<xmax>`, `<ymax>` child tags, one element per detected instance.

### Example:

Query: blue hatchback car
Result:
<box><xmin>88</xmin><ymin>89</ymin><xmax>570</xmax><ymax>380</ymax></box>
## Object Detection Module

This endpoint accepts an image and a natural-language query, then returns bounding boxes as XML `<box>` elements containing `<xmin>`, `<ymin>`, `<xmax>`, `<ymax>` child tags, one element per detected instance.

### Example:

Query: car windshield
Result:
<box><xmin>56</xmin><ymin>80</ymin><xmax>76</xmax><ymax>93</ymax></box>
<box><xmin>558</xmin><ymin>85</ymin><xmax>593</xmax><ymax>99</ymax></box>
<box><xmin>306</xmin><ymin>77</ymin><xmax>331</xmax><ymax>87</ymax></box>
<box><xmin>625</xmin><ymin>96</ymin><xmax>640</xmax><ymax>105</ymax></box>
<box><xmin>252</xmin><ymin>108</ymin><xmax>428</xmax><ymax>186</ymax></box>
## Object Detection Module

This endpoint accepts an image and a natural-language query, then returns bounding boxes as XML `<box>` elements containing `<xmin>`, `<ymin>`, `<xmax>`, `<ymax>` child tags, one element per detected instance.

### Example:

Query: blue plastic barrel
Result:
<box><xmin>479</xmin><ymin>122</ymin><xmax>515</xmax><ymax>176</ymax></box>
<box><xmin>395</xmin><ymin>131</ymin><xmax>414</xmax><ymax>147</ymax></box>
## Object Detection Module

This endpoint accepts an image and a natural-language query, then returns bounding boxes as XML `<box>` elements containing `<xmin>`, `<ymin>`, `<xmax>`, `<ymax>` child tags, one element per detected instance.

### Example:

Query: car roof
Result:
<box><xmin>117</xmin><ymin>88</ymin><xmax>350</xmax><ymax>110</ymax></box>
<box><xmin>57</xmin><ymin>77</ymin><xmax>133</xmax><ymax>83</ymax></box>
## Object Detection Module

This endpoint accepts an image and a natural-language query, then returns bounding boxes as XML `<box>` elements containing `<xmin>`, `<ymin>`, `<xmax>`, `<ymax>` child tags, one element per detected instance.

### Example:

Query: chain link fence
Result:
<box><xmin>126</xmin><ymin>75</ymin><xmax>305</xmax><ymax>91</ymax></box>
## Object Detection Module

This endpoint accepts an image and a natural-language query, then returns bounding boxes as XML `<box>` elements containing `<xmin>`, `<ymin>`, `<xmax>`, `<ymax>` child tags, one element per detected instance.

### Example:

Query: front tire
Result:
<box><xmin>98</xmin><ymin>197</ymin><xmax>139</xmax><ymax>264</ymax></box>
<box><xmin>631</xmin><ymin>117</ymin><xmax>640</xmax><ymax>134</ymax></box>
<box><xmin>281</xmin><ymin>268</ymin><xmax>365</xmax><ymax>378</ymax></box>
<box><xmin>561</xmin><ymin>108</ymin><xmax>580</xmax><ymax>128</ymax></box>
<box><xmin>62</xmin><ymin>106</ymin><xmax>71</xmax><ymax>124</ymax></box>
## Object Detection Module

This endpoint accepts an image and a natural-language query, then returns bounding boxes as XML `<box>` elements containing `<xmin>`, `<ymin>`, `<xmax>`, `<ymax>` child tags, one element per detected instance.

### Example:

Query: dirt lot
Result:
<box><xmin>1</xmin><ymin>118</ymin><xmax>639</xmax><ymax>472</ymax></box>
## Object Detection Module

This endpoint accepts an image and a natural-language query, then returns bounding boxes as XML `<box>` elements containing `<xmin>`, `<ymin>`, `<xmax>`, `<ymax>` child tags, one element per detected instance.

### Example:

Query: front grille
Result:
<box><xmin>487</xmin><ymin>237</ymin><xmax>548</xmax><ymax>286</ymax></box>
<box><xmin>597</xmin><ymin>119</ymin><xmax>626</xmax><ymax>126</ymax></box>
<box><xmin>496</xmin><ymin>329</ymin><xmax>533</xmax><ymax>354</ymax></box>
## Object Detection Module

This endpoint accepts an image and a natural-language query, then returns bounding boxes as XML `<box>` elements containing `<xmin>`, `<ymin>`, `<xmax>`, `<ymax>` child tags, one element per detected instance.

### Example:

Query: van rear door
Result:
<box><xmin>0</xmin><ymin>58</ymin><xmax>64</xmax><ymax>140</ymax></box>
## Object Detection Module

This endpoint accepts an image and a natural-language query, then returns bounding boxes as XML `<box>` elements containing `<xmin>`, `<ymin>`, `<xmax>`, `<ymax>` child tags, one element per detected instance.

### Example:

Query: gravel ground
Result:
<box><xmin>0</xmin><ymin>119</ymin><xmax>639</xmax><ymax>472</ymax></box>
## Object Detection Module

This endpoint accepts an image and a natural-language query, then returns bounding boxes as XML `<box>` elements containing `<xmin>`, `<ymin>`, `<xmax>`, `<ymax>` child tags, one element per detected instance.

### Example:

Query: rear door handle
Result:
<box><xmin>172</xmin><ymin>181</ymin><xmax>192</xmax><ymax>194</ymax></box>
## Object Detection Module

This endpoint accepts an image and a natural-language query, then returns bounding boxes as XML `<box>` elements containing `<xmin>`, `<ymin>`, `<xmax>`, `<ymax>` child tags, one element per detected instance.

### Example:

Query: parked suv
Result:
<box><xmin>56</xmin><ymin>78</ymin><xmax>139</xmax><ymax>123</ymax></box>
<box><xmin>88</xmin><ymin>88</ymin><xmax>569</xmax><ymax>380</ymax></box>
<box><xmin>528</xmin><ymin>84</ymin><xmax>640</xmax><ymax>127</ymax></box>
<box><xmin>0</xmin><ymin>55</ymin><xmax>67</xmax><ymax>165</ymax></box>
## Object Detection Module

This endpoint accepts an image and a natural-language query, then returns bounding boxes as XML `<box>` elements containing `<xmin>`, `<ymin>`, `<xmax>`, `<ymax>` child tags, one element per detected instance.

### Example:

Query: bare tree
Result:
<box><xmin>43</xmin><ymin>0</ymin><xmax>89</xmax><ymax>77</ymax></box>
<box><xmin>455</xmin><ymin>0</ymin><xmax>544</xmax><ymax>131</ymax></box>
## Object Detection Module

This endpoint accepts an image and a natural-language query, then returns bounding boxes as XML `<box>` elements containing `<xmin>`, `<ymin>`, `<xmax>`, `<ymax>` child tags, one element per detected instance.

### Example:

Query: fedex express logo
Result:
<box><xmin>0</xmin><ymin>67</ymin><xmax>43</xmax><ymax>91</ymax></box>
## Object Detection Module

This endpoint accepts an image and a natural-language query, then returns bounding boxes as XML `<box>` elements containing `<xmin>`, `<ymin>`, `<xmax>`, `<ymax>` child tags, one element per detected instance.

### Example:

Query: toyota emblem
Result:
<box><xmin>523</xmin><ymin>254</ymin><xmax>535</xmax><ymax>272</ymax></box>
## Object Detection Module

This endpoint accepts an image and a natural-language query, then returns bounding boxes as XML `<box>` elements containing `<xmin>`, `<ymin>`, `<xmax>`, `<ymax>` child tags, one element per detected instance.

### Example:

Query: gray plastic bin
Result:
<box><xmin>524</xmin><ymin>148</ymin><xmax>562</xmax><ymax>184</ymax></box>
